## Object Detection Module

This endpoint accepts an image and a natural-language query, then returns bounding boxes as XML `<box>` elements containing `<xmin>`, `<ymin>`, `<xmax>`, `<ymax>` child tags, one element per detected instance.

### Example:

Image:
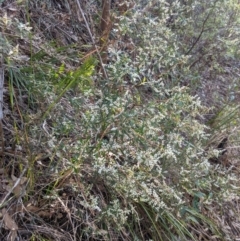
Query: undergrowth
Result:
<box><xmin>0</xmin><ymin>0</ymin><xmax>239</xmax><ymax>240</ymax></box>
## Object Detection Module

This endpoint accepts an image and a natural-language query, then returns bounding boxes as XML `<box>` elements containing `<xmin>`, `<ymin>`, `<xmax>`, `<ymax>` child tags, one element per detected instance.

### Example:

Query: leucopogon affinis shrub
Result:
<box><xmin>74</xmin><ymin>1</ymin><xmax>238</xmax><ymax>239</ymax></box>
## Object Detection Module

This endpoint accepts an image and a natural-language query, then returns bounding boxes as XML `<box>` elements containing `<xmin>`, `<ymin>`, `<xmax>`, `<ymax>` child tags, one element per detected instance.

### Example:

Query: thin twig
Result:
<box><xmin>75</xmin><ymin>0</ymin><xmax>108</xmax><ymax>79</ymax></box>
<box><xmin>185</xmin><ymin>1</ymin><xmax>218</xmax><ymax>56</ymax></box>
<box><xmin>56</xmin><ymin>195</ymin><xmax>76</xmax><ymax>241</ymax></box>
<box><xmin>0</xmin><ymin>55</ymin><xmax>4</xmax><ymax>156</ymax></box>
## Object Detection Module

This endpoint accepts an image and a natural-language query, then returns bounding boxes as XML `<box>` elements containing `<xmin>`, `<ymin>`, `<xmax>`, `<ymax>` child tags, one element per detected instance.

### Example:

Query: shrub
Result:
<box><xmin>1</xmin><ymin>0</ymin><xmax>239</xmax><ymax>240</ymax></box>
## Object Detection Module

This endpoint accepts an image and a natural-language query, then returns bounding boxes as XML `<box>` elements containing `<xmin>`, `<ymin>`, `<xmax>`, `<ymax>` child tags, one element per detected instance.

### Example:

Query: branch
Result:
<box><xmin>0</xmin><ymin>55</ymin><xmax>4</xmax><ymax>155</ymax></box>
<box><xmin>185</xmin><ymin>1</ymin><xmax>218</xmax><ymax>56</ymax></box>
<box><xmin>100</xmin><ymin>0</ymin><xmax>111</xmax><ymax>65</ymax></box>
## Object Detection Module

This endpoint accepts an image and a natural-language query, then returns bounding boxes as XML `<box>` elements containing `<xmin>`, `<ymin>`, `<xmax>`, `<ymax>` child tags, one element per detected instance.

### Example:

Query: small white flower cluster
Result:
<box><xmin>101</xmin><ymin>199</ymin><xmax>131</xmax><ymax>228</ymax></box>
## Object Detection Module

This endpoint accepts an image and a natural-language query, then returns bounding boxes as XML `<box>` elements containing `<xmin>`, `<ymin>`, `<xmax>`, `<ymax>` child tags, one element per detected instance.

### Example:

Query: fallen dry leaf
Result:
<box><xmin>1</xmin><ymin>208</ymin><xmax>18</xmax><ymax>230</ymax></box>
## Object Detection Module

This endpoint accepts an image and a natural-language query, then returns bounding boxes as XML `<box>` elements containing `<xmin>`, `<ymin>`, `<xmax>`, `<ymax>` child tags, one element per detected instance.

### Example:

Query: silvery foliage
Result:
<box><xmin>80</xmin><ymin>0</ymin><xmax>237</xmax><ymax>216</ymax></box>
<box><xmin>47</xmin><ymin>0</ymin><xmax>239</xmax><ymax>224</ymax></box>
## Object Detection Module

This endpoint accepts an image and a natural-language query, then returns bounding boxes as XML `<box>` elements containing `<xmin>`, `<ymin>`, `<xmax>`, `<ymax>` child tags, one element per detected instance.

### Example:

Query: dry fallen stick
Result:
<box><xmin>0</xmin><ymin>62</ymin><xmax>4</xmax><ymax>156</ymax></box>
